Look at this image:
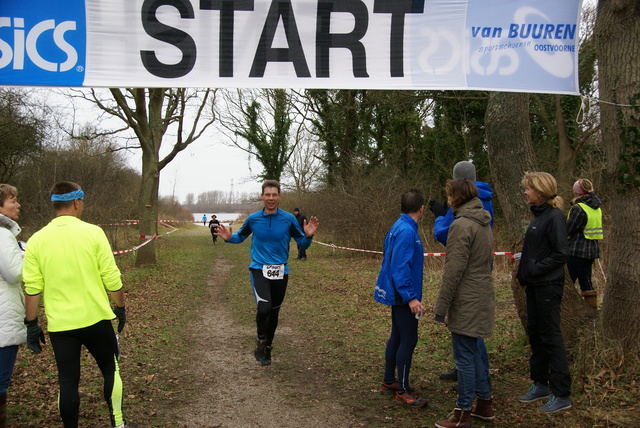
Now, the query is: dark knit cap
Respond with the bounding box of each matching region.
[452,161,476,181]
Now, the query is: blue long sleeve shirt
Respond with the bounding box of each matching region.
[374,214,424,306]
[227,208,312,274]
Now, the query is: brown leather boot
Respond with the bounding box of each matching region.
[435,408,472,428]
[471,397,495,420]
[1,392,7,428]
[582,290,598,308]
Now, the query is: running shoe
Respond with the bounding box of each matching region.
[519,382,551,403]
[254,337,266,362]
[380,379,399,394]
[261,346,272,366]
[538,394,572,413]
[395,390,428,408]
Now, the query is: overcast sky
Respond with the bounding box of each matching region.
[134,136,263,203]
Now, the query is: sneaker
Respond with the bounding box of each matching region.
[261,346,272,366]
[519,382,551,403]
[439,367,458,381]
[254,337,266,362]
[395,390,428,408]
[538,394,572,413]
[380,379,398,394]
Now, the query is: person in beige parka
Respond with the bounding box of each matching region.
[433,178,495,428]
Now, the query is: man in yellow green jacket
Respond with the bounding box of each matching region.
[22,181,131,428]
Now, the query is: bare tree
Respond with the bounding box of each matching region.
[74,88,217,265]
[217,89,306,182]
[284,130,324,192]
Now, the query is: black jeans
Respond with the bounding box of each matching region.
[525,283,571,397]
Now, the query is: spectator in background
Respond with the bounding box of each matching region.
[0,184,26,428]
[428,161,494,383]
[22,181,133,428]
[433,178,495,428]
[566,178,602,308]
[293,208,308,260]
[516,172,572,414]
[374,189,428,408]
[202,214,207,226]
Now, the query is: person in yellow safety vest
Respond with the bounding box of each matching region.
[566,178,603,308]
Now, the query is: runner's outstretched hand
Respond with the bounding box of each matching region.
[303,216,319,238]
[215,223,232,241]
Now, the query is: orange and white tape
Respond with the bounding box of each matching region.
[314,240,512,258]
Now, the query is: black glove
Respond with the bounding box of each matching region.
[113,306,126,333]
[428,200,447,218]
[25,318,45,354]
[434,314,446,324]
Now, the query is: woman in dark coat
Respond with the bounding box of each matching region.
[516,172,572,414]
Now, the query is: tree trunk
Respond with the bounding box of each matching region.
[485,92,537,331]
[595,0,640,353]
[485,92,594,345]
[135,88,164,266]
[136,148,159,266]
[555,95,577,196]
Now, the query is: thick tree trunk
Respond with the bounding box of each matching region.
[485,92,594,345]
[555,95,577,196]
[596,0,640,353]
[486,92,537,331]
[136,149,159,266]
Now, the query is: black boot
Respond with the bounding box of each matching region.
[439,367,458,381]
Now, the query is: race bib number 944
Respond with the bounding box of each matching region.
[262,264,285,280]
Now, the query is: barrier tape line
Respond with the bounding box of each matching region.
[98,219,197,227]
[314,240,512,258]
[109,221,179,256]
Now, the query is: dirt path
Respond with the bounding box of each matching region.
[175,255,354,428]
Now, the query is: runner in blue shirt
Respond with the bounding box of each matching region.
[216,180,319,366]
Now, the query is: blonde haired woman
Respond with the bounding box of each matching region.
[0,184,27,427]
[567,178,602,308]
[516,172,572,413]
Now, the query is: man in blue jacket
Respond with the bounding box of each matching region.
[428,161,494,383]
[375,189,428,408]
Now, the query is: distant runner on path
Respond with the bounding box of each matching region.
[215,180,319,366]
[208,215,220,245]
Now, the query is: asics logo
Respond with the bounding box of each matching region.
[0,17,78,72]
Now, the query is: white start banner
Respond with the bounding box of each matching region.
[0,0,583,93]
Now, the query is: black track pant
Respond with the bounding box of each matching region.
[250,268,288,347]
[49,320,124,428]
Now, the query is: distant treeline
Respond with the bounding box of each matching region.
[185,202,261,213]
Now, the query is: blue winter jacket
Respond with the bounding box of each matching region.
[433,181,494,246]
[374,214,424,306]
[227,208,312,274]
